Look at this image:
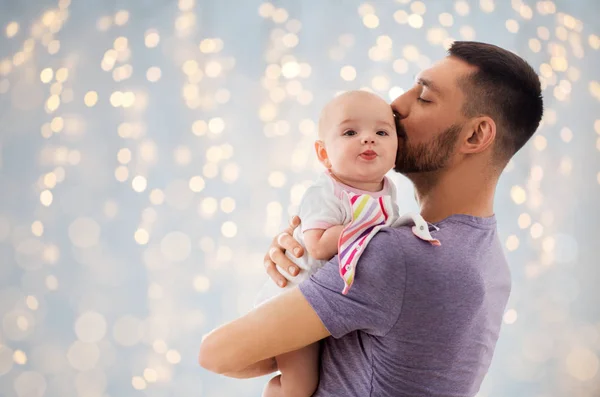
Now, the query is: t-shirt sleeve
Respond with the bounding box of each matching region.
[298,185,345,232]
[298,228,406,337]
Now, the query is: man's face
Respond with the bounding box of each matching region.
[391,56,475,174]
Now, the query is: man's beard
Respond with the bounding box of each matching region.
[394,122,462,174]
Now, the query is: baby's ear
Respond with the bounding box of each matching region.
[315,140,332,168]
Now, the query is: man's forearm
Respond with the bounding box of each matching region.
[222,357,278,379]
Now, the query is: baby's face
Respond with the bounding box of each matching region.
[318,91,398,185]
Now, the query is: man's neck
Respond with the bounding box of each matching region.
[407,164,497,224]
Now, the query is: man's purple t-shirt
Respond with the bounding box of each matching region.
[299,214,511,397]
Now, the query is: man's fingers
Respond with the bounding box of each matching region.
[276,232,304,258]
[289,215,301,228]
[269,246,300,277]
[264,258,287,287]
[263,216,303,288]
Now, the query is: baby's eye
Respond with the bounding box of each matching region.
[343,130,357,136]
[376,130,389,136]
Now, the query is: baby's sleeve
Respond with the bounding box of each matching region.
[297,185,345,232]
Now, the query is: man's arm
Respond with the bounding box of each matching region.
[222,357,277,379]
[198,288,330,375]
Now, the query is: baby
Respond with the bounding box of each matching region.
[256,90,439,397]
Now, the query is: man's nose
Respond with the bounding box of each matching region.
[390,90,411,121]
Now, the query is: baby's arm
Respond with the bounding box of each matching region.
[303,225,344,260]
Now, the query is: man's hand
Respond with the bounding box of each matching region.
[264,216,304,287]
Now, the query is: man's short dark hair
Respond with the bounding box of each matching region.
[448,41,544,162]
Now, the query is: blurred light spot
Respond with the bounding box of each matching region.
[14,372,46,397]
[149,189,165,205]
[394,10,408,24]
[438,12,453,27]
[340,65,356,81]
[220,197,235,213]
[282,61,300,79]
[40,190,53,206]
[533,135,547,151]
[114,10,129,26]
[200,197,218,216]
[199,237,215,253]
[46,95,60,112]
[132,176,147,193]
[192,120,207,136]
[506,235,519,251]
[68,218,100,248]
[566,347,599,381]
[153,339,168,353]
[503,309,518,324]
[40,68,53,83]
[135,229,150,245]
[48,40,60,54]
[117,148,131,164]
[203,163,218,178]
[132,376,146,390]
[115,166,129,182]
[506,19,519,33]
[510,185,526,204]
[110,91,123,107]
[480,0,495,13]
[530,166,544,182]
[166,349,181,364]
[459,26,476,40]
[75,312,107,343]
[560,127,573,142]
[13,349,27,365]
[84,91,98,107]
[372,75,389,91]
[518,213,532,229]
[530,223,544,239]
[145,29,160,48]
[221,222,237,238]
[174,146,192,165]
[408,14,424,29]
[46,275,58,290]
[114,36,128,51]
[187,176,204,193]
[455,1,470,16]
[358,3,375,16]
[193,275,210,292]
[260,103,277,122]
[363,14,379,29]
[205,61,222,77]
[26,296,39,310]
[55,68,68,82]
[148,283,163,300]
[160,232,191,262]
[31,221,44,237]
[268,171,286,187]
[208,117,225,134]
[143,368,158,383]
[215,89,230,104]
[6,22,19,38]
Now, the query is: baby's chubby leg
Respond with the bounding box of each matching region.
[262,343,320,397]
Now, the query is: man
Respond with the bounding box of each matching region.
[198,41,543,396]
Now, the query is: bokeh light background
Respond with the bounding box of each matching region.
[1,0,599,396]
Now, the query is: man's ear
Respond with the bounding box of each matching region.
[314,140,332,168]
[462,116,496,154]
